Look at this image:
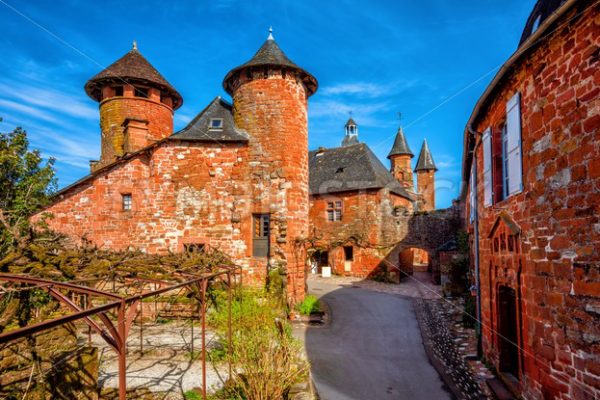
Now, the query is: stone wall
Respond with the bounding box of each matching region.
[231,68,311,302]
[96,85,174,170]
[465,4,600,398]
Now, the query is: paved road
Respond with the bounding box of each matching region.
[302,279,451,400]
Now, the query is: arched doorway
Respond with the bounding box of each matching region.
[397,247,433,282]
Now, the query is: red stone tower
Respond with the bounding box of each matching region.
[223,29,318,303]
[84,42,183,171]
[414,139,437,211]
[388,127,415,191]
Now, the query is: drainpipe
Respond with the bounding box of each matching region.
[468,124,483,356]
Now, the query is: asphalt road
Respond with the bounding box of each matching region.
[303,279,451,400]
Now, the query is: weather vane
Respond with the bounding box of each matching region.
[397,112,402,125]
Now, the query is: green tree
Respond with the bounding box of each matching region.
[0,118,56,254]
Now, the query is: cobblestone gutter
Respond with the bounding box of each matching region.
[414,298,497,400]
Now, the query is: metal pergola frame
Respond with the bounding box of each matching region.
[0,265,243,400]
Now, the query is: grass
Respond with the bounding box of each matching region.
[296,294,320,315]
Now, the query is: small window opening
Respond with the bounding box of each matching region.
[134,87,149,98]
[326,201,342,221]
[184,243,206,253]
[114,86,124,96]
[122,193,132,211]
[344,246,354,261]
[209,118,223,130]
[335,167,345,174]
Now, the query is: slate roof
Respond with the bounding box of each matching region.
[519,0,565,46]
[309,143,413,199]
[341,134,359,147]
[345,118,357,127]
[85,46,183,109]
[223,35,318,96]
[387,127,413,159]
[170,97,249,142]
[415,140,437,171]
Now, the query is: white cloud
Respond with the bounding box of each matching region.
[321,82,390,97]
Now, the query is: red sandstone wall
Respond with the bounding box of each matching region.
[37,142,268,278]
[230,69,310,302]
[97,86,173,168]
[466,5,600,398]
[309,190,412,278]
[390,154,414,189]
[417,170,435,211]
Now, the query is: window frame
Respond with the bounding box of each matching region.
[326,200,342,222]
[209,118,224,130]
[122,193,132,211]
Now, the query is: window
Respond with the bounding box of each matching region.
[134,87,149,98]
[122,194,132,211]
[505,93,523,196]
[209,118,223,130]
[482,92,523,205]
[114,86,124,96]
[184,243,205,253]
[252,214,270,257]
[344,246,353,261]
[326,201,342,221]
[482,128,492,207]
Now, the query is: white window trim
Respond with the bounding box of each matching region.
[209,118,224,130]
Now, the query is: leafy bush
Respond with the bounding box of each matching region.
[296,295,320,315]
[210,289,309,400]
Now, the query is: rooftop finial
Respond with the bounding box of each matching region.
[267,26,274,41]
[132,40,138,51]
[397,111,403,127]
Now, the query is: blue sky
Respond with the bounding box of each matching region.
[0,0,536,208]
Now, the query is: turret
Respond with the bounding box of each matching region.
[84,42,182,171]
[223,29,317,303]
[341,118,359,146]
[387,127,414,190]
[414,139,437,211]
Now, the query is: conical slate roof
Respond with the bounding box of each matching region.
[222,32,317,96]
[415,139,437,171]
[387,127,413,159]
[85,44,183,109]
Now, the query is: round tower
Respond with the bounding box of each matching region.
[223,29,317,303]
[85,42,182,171]
[387,127,414,190]
[414,139,437,211]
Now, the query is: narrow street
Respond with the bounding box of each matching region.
[299,276,451,400]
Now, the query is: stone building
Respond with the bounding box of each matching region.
[307,119,446,279]
[462,0,599,398]
[37,32,317,303]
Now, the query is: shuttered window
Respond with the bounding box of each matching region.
[482,128,493,207]
[469,165,476,223]
[506,93,523,196]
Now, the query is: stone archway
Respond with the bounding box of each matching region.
[380,206,461,283]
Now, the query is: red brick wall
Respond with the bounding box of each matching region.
[37,142,268,277]
[417,170,435,211]
[230,68,310,302]
[390,154,414,189]
[309,190,413,277]
[96,85,173,169]
[465,5,600,398]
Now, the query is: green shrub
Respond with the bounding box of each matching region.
[210,288,308,400]
[296,295,320,315]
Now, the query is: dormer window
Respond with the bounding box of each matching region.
[209,118,223,130]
